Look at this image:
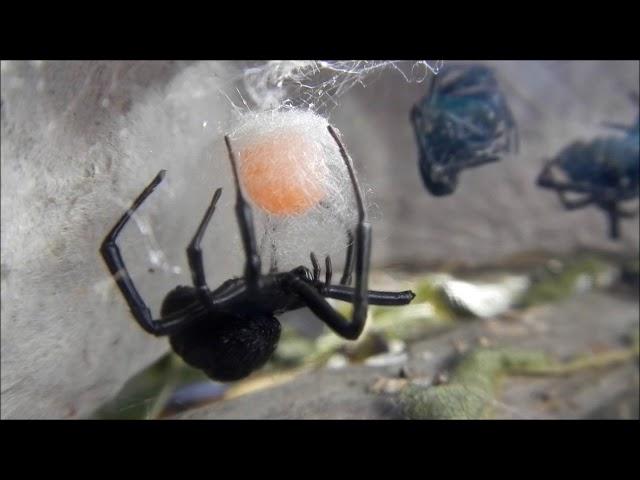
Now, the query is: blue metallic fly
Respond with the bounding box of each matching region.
[410,64,518,196]
[537,111,639,240]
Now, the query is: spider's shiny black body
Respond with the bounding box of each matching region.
[101,126,415,381]
[161,285,283,381]
[411,64,518,196]
[537,115,639,240]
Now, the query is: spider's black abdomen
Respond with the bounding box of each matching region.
[169,312,281,382]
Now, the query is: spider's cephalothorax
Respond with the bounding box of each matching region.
[101,126,415,382]
[411,64,518,196]
[537,114,639,240]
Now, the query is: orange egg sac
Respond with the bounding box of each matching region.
[239,133,327,216]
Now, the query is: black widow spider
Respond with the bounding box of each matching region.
[101,125,416,381]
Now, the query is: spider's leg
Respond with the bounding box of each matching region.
[324,256,332,287]
[310,252,321,281]
[329,125,371,328]
[324,285,415,306]
[187,188,223,309]
[100,170,191,336]
[285,126,373,340]
[224,135,262,289]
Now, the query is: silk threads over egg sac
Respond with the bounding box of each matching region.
[224,108,361,270]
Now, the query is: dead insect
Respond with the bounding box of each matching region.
[411,64,518,196]
[537,113,639,240]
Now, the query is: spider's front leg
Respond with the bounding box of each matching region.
[100,171,191,336]
[187,188,223,309]
[285,126,373,340]
[287,228,371,340]
[224,135,262,290]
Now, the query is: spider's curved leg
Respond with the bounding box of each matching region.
[286,126,373,340]
[224,136,262,289]
[329,125,371,329]
[187,188,223,309]
[100,170,192,337]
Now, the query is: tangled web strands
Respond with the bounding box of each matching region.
[240,60,442,113]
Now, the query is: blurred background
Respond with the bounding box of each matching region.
[1,60,638,419]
